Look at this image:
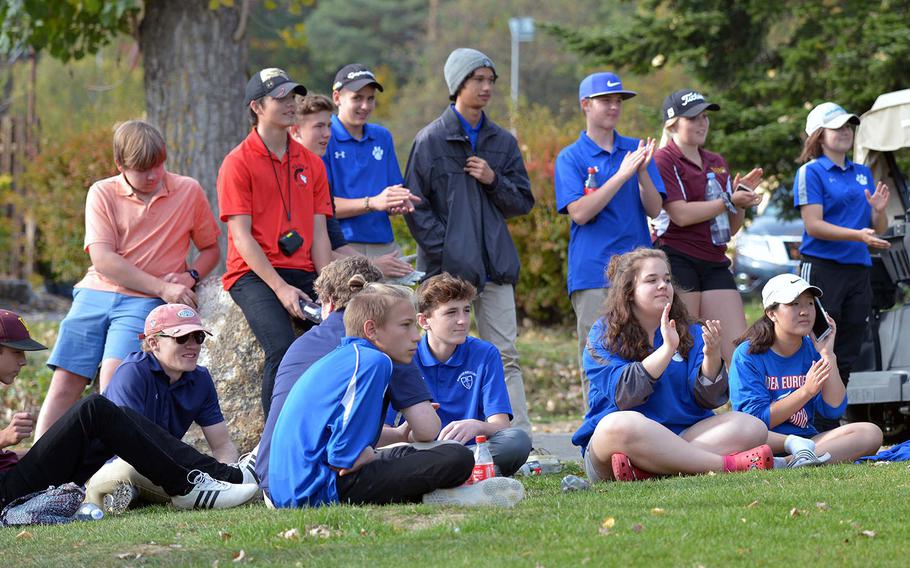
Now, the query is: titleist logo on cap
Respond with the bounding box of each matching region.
[680,92,705,106]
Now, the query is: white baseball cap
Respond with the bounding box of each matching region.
[805,102,860,136]
[762,274,822,309]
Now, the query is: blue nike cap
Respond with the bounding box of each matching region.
[579,72,637,101]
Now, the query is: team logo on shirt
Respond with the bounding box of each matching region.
[295,167,308,185]
[458,371,476,390]
[710,166,727,176]
[856,173,868,186]
[372,146,384,161]
[334,151,346,159]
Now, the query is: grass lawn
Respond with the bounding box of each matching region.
[3,461,907,567]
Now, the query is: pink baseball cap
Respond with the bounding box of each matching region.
[140,304,212,340]
[0,309,47,351]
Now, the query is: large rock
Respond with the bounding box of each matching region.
[182,277,264,454]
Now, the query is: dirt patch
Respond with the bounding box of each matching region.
[381,510,466,532]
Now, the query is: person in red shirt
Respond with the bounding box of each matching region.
[653,89,763,365]
[217,68,333,413]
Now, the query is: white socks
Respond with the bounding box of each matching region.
[784,435,816,455]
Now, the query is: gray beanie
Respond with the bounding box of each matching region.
[444,48,496,96]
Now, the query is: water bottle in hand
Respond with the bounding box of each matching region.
[705,172,731,245]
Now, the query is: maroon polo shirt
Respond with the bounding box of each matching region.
[654,138,732,263]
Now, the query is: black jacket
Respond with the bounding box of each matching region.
[403,106,534,290]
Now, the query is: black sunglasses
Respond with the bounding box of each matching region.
[160,331,207,345]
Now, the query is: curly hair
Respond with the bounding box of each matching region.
[599,247,694,361]
[314,256,383,309]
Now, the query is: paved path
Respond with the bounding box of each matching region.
[533,432,580,463]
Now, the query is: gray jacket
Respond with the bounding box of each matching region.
[403,106,534,290]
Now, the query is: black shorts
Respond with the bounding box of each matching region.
[661,246,736,292]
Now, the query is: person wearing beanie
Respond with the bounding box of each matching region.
[792,101,891,431]
[554,72,666,407]
[0,309,259,512]
[217,67,334,415]
[404,47,535,436]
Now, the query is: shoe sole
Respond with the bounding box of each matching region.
[102,484,137,515]
[422,477,525,508]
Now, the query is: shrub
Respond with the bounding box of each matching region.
[20,126,116,283]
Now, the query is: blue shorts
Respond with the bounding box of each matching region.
[47,288,164,380]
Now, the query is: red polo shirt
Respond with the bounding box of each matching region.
[654,139,732,263]
[217,130,333,290]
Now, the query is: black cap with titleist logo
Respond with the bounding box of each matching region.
[244,68,307,105]
[662,89,720,121]
[332,63,384,93]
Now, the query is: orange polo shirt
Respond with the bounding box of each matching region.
[217,130,333,290]
[77,171,221,297]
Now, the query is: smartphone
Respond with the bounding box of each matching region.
[812,297,832,342]
[735,183,751,192]
[298,299,323,324]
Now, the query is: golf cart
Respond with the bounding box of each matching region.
[844,89,910,442]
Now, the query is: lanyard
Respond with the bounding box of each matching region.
[255,130,292,222]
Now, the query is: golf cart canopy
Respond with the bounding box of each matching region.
[854,89,910,220]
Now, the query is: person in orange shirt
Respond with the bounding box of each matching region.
[35,121,220,439]
[217,68,333,413]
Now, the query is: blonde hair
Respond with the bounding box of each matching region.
[344,283,417,337]
[314,257,383,309]
[112,120,167,170]
[658,117,679,148]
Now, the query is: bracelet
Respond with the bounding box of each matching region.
[364,196,371,211]
[721,191,737,214]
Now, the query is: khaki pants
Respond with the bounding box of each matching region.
[474,283,531,435]
[84,458,169,507]
[346,241,402,259]
[571,288,608,409]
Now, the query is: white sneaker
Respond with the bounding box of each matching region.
[102,483,139,515]
[422,477,525,508]
[231,445,259,485]
[171,470,259,510]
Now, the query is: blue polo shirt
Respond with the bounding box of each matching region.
[452,105,484,150]
[323,116,403,244]
[104,351,224,439]
[386,336,512,429]
[554,131,666,294]
[257,310,431,495]
[269,337,392,508]
[793,156,876,266]
[572,319,713,454]
[730,339,847,437]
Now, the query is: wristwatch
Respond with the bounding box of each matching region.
[186,269,200,286]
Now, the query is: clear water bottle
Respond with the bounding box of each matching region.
[75,502,104,521]
[467,435,495,485]
[583,167,598,195]
[561,474,591,492]
[705,172,731,245]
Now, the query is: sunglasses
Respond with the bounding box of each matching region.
[160,331,207,345]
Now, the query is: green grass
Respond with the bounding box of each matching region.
[4,462,908,567]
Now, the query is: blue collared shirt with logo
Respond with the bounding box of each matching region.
[554,131,666,294]
[323,115,403,244]
[104,351,224,439]
[387,336,512,430]
[793,155,876,266]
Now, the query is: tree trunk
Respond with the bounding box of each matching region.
[139,0,249,269]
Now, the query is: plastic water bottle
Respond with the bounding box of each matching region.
[561,474,591,492]
[75,502,104,521]
[517,460,542,476]
[583,167,598,195]
[468,435,495,485]
[705,172,731,245]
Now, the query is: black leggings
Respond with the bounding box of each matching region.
[0,395,240,508]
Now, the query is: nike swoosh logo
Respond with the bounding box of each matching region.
[607,81,620,87]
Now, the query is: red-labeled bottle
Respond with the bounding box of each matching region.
[583,167,598,195]
[467,435,495,485]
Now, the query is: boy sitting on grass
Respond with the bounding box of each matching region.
[84,304,254,513]
[268,284,524,508]
[0,309,258,511]
[388,273,532,476]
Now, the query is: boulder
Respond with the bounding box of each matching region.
[183,277,264,454]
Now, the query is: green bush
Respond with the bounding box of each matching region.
[509,105,581,326]
[21,126,116,283]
